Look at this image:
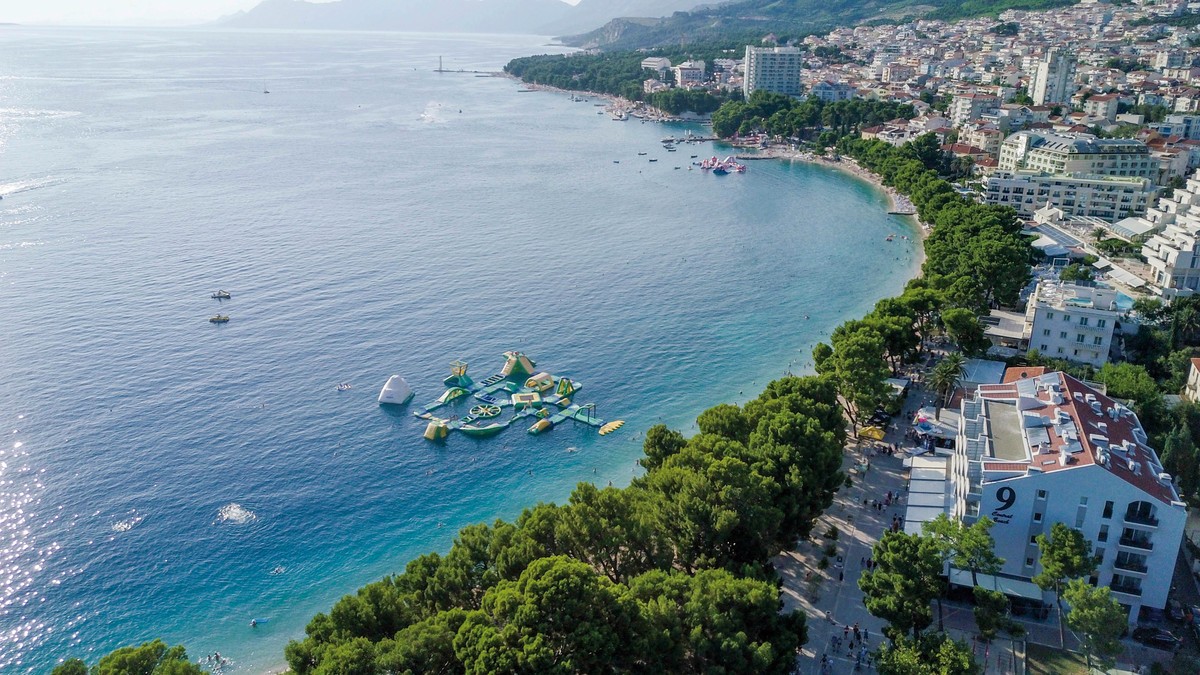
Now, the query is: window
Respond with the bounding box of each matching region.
[1025,557,1035,567]
[1076,512,1085,528]
[1097,319,1107,328]
[1080,317,1089,326]
[1103,501,1114,519]
[1063,314,1071,322]
[1096,547,1105,560]
[1041,344,1048,351]
[1057,347,1064,353]
[1099,524,1109,542]
[1034,512,1044,523]
[1080,497,1089,506]
[1076,334,1085,343]
[1037,490,1047,500]
[1094,336,1103,346]
[1060,331,1068,339]
[1030,535,1038,544]
[1043,329,1051,336]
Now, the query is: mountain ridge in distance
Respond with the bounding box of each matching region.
[215,0,716,36]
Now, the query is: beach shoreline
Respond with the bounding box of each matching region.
[740,146,929,267]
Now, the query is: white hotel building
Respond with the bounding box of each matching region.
[743,46,803,98]
[947,371,1186,623]
[1024,280,1121,368]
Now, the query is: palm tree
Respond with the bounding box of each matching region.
[928,352,967,407]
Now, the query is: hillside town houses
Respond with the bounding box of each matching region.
[629,1,1200,300]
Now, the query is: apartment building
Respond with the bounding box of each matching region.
[743,46,804,98]
[1025,280,1121,367]
[950,371,1187,623]
[998,131,1157,180]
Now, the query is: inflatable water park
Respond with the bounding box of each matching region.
[411,351,623,441]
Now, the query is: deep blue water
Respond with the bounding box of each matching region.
[0,28,920,673]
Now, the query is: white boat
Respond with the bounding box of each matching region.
[378,375,414,405]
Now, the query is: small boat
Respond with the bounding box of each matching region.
[378,375,414,406]
[336,383,352,391]
[712,167,729,175]
[209,315,230,323]
[649,159,658,162]
[637,152,647,156]
[690,155,698,158]
[250,618,269,627]
[885,234,895,241]
[613,160,620,163]
[211,290,231,300]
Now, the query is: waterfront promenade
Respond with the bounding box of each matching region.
[776,372,1027,675]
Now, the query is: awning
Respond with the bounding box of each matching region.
[1103,265,1147,289]
[859,426,886,441]
[947,569,1046,601]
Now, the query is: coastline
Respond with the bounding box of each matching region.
[757,147,929,268]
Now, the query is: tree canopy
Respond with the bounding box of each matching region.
[283,376,845,674]
[52,640,206,675]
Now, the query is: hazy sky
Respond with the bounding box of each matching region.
[0,0,579,26]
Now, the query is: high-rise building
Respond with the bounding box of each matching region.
[743,46,803,98]
[1031,48,1077,106]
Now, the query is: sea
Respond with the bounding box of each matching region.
[0,28,920,673]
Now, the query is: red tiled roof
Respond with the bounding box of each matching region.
[973,372,1179,504]
[1003,366,1047,383]
[983,462,1028,471]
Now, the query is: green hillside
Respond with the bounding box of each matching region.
[562,0,1078,49]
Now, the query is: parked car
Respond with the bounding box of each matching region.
[1132,627,1181,650]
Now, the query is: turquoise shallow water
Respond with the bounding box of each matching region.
[0,28,919,673]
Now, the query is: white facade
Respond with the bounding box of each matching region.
[951,93,1001,126]
[1082,95,1119,123]
[1025,280,1121,367]
[984,171,1155,223]
[951,372,1187,623]
[1141,170,1200,297]
[998,131,1156,180]
[743,46,803,98]
[810,80,856,102]
[1031,48,1077,106]
[673,60,705,86]
[641,57,672,78]
[1184,358,1200,403]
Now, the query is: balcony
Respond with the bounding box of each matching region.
[1124,513,1159,528]
[1110,583,1143,597]
[1118,536,1153,551]
[1113,559,1149,574]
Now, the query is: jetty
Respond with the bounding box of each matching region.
[413,352,620,441]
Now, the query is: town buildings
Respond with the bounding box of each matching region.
[984,171,1155,222]
[950,371,1187,623]
[997,132,1157,180]
[1031,48,1077,106]
[1024,280,1121,367]
[1141,171,1200,297]
[743,45,804,98]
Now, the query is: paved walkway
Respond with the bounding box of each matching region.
[777,373,1027,674]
